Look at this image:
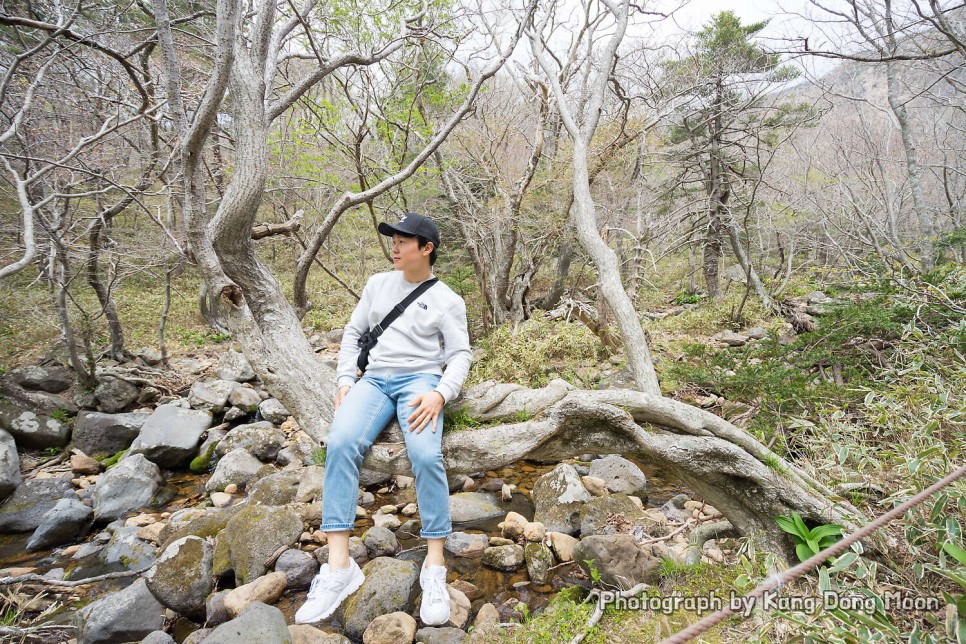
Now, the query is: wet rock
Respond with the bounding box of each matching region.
[129,403,212,469]
[26,497,92,551]
[8,365,71,393]
[372,511,401,530]
[572,534,660,590]
[0,429,21,499]
[316,536,368,568]
[145,536,213,620]
[217,349,256,383]
[443,532,489,558]
[92,454,163,521]
[450,579,481,601]
[71,411,148,457]
[660,493,691,523]
[340,557,419,641]
[219,504,303,584]
[531,464,592,536]
[159,506,239,549]
[224,571,288,617]
[548,532,578,562]
[248,468,301,505]
[0,477,74,532]
[75,578,164,644]
[524,542,553,584]
[191,428,227,474]
[362,526,400,558]
[95,378,140,413]
[579,494,648,538]
[0,402,70,448]
[258,398,290,425]
[448,492,503,524]
[188,379,238,413]
[101,524,158,570]
[363,611,417,644]
[481,544,525,571]
[215,421,285,462]
[200,602,290,644]
[205,448,263,493]
[415,626,466,643]
[498,511,527,539]
[275,548,318,590]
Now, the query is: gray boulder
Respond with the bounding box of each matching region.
[340,557,419,641]
[362,526,400,558]
[0,429,21,499]
[188,379,238,413]
[579,494,647,538]
[588,454,647,499]
[448,492,504,524]
[198,602,291,644]
[215,421,285,462]
[92,454,164,521]
[9,365,71,393]
[531,464,592,536]
[0,477,73,532]
[0,402,70,448]
[444,532,489,558]
[140,631,176,644]
[217,504,303,585]
[316,536,368,568]
[572,534,660,590]
[524,542,554,584]
[94,378,140,413]
[216,349,256,383]
[415,626,466,643]
[75,578,164,644]
[258,398,290,425]
[129,403,212,468]
[71,411,148,457]
[101,525,158,570]
[248,468,302,506]
[145,535,213,620]
[26,496,93,551]
[227,386,261,410]
[206,589,231,627]
[481,544,525,571]
[205,448,263,492]
[274,548,319,590]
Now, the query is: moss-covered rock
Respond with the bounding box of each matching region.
[159,506,242,551]
[219,504,303,585]
[144,535,213,620]
[525,541,554,584]
[578,493,649,538]
[340,557,418,640]
[189,440,220,473]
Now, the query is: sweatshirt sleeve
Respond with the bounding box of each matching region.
[336,277,375,389]
[433,296,472,404]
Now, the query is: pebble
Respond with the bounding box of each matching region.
[401,503,418,516]
[223,484,238,494]
[210,493,232,508]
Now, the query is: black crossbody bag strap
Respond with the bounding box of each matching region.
[357,278,439,373]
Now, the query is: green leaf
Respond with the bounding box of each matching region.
[943,541,966,567]
[796,543,814,563]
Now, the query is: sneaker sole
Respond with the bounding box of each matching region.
[295,571,365,624]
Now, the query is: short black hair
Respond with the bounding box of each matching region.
[395,232,438,266]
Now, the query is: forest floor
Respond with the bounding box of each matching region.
[1,248,963,642]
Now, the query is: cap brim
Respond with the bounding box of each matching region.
[378,222,402,237]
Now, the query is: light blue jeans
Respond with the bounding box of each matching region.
[321,372,452,538]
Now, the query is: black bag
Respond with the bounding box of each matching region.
[357,278,438,374]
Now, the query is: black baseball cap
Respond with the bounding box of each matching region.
[378,212,441,249]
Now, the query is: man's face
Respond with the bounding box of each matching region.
[391,234,432,270]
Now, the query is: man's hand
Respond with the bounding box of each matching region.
[334,385,351,411]
[407,391,445,433]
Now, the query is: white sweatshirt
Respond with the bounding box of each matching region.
[336,270,472,403]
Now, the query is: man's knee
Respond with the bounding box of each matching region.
[408,443,443,473]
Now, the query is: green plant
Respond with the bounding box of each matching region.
[101,449,127,469]
[43,446,63,456]
[311,448,327,466]
[583,558,602,585]
[775,512,843,564]
[50,409,71,422]
[673,290,702,305]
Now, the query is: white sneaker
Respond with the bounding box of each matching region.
[294,560,365,624]
[419,564,451,626]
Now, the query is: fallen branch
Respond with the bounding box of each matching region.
[251,210,303,240]
[0,565,152,587]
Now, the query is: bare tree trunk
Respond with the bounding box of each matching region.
[86,219,127,361]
